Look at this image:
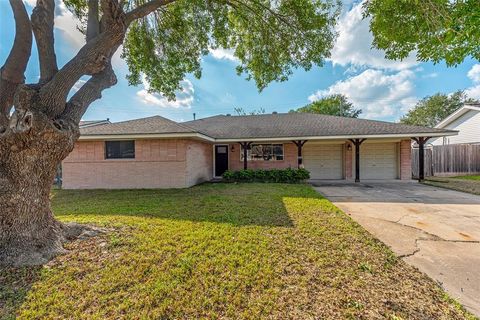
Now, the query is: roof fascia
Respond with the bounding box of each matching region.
[435,106,480,128]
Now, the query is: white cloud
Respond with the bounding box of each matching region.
[309,69,417,119]
[422,72,438,79]
[467,64,480,83]
[71,79,86,92]
[209,48,238,62]
[137,78,194,109]
[330,1,417,71]
[54,1,85,50]
[465,64,480,100]
[23,0,36,6]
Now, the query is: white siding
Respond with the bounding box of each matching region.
[432,110,480,145]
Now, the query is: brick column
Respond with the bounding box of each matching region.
[400,139,412,180]
[345,142,353,180]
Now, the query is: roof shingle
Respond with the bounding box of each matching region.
[182,113,453,139]
[80,113,455,139]
[80,115,196,136]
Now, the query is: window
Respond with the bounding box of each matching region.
[105,141,135,159]
[241,144,284,161]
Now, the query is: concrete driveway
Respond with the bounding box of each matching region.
[313,181,480,316]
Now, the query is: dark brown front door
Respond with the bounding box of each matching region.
[215,145,229,177]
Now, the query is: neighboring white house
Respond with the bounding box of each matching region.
[431,104,480,145]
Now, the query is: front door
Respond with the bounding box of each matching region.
[215,145,229,177]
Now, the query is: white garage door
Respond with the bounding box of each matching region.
[360,143,398,179]
[303,144,343,179]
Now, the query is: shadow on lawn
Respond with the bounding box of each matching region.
[51,183,305,227]
[0,266,42,319]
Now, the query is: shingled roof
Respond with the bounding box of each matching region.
[79,113,456,140]
[80,115,196,136]
[182,113,455,140]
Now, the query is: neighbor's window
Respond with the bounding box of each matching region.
[105,141,135,159]
[241,144,284,161]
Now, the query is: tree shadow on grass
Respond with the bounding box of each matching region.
[0,266,41,320]
[51,183,314,227]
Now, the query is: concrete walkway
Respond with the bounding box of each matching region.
[313,181,480,316]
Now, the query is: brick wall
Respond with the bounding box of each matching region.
[62,139,205,189]
[185,140,213,187]
[344,142,353,180]
[228,142,298,171]
[399,139,412,180]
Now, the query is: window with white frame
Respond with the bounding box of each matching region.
[240,144,284,161]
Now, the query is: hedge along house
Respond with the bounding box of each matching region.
[62,113,457,189]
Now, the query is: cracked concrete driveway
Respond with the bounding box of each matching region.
[313,181,480,316]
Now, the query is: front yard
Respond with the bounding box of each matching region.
[1,183,474,319]
[424,175,480,195]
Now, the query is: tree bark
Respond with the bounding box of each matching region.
[0,0,175,267]
[0,86,80,266]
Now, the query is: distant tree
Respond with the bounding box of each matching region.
[401,91,478,127]
[234,107,266,116]
[291,94,361,118]
[364,0,480,65]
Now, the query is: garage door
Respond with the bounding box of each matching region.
[360,143,398,179]
[303,144,343,179]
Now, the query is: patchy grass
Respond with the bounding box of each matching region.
[1,183,475,319]
[424,176,480,195]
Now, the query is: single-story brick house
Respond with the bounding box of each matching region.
[62,113,456,189]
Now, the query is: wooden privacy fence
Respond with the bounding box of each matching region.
[412,144,480,178]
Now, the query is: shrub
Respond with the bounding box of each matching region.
[222,168,310,183]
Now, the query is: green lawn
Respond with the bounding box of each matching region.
[454,175,480,181]
[1,183,474,319]
[424,175,480,195]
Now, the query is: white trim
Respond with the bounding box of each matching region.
[435,105,480,128]
[239,143,285,161]
[79,132,215,142]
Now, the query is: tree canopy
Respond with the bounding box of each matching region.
[400,91,478,127]
[364,0,480,65]
[65,0,339,100]
[291,94,362,118]
[234,107,266,116]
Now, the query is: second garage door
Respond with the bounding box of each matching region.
[303,144,343,179]
[360,143,398,179]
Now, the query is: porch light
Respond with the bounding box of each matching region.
[230,145,235,152]
[347,143,352,151]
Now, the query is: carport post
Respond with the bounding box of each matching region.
[412,137,432,182]
[292,140,308,168]
[349,138,366,183]
[240,142,252,169]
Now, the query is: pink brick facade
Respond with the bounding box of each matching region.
[62,139,212,189]
[62,138,412,189]
[399,139,412,180]
[344,142,353,180]
[228,142,298,171]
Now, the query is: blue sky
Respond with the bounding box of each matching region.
[1,0,479,123]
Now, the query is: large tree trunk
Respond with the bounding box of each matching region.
[0,96,79,266]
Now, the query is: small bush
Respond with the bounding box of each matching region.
[222,168,310,183]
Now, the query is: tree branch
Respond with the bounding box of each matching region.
[38,1,126,118]
[86,0,100,42]
[31,0,58,83]
[125,0,177,25]
[61,61,117,124]
[0,0,32,127]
